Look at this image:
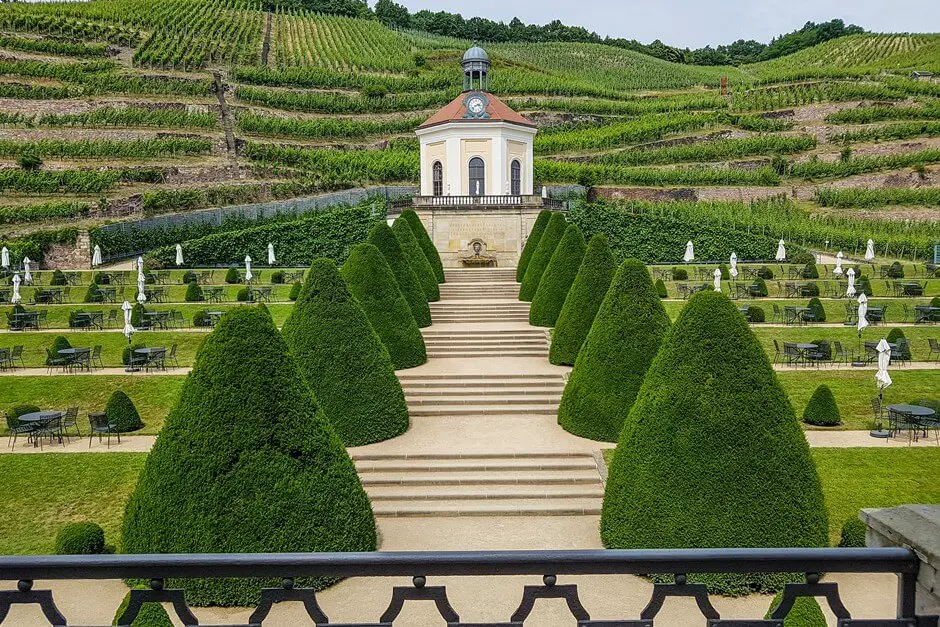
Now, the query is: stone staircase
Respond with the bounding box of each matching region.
[398,372,562,416]
[422,328,549,358]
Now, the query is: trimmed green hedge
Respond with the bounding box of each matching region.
[368,223,431,328]
[602,291,828,595]
[184,282,203,302]
[517,210,551,282]
[282,259,409,446]
[557,259,671,442]
[5,404,40,430]
[121,306,377,606]
[802,384,841,426]
[765,591,826,626]
[550,234,616,366]
[887,328,911,360]
[105,390,144,433]
[807,297,826,322]
[84,282,103,303]
[113,587,174,626]
[839,517,867,548]
[655,278,667,298]
[530,224,586,327]
[54,521,105,555]
[46,336,71,365]
[341,243,427,369]
[520,213,566,301]
[393,217,440,302]
[402,209,444,283]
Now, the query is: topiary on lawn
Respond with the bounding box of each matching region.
[50,269,67,286]
[282,258,408,446]
[839,517,867,548]
[549,234,616,366]
[749,305,765,322]
[602,290,828,595]
[193,310,210,327]
[672,267,688,280]
[886,328,911,360]
[121,306,377,606]
[236,287,251,302]
[520,212,566,301]
[131,303,145,328]
[94,271,111,285]
[55,521,105,555]
[887,261,904,279]
[801,262,819,279]
[517,210,551,282]
[807,297,826,322]
[6,404,40,430]
[750,277,769,297]
[368,223,431,328]
[46,336,71,365]
[184,281,204,302]
[791,251,815,266]
[113,586,175,626]
[931,296,940,308]
[288,281,302,300]
[392,216,440,302]
[757,266,774,279]
[181,270,197,284]
[856,275,873,296]
[557,259,671,442]
[122,342,146,366]
[530,224,586,327]
[765,591,826,626]
[342,243,426,369]
[401,209,444,283]
[655,279,667,298]
[270,270,285,284]
[83,283,103,303]
[105,389,144,433]
[802,384,840,426]
[224,266,240,284]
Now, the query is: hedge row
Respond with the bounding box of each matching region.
[402,210,444,283]
[368,223,431,328]
[520,213,566,301]
[530,224,586,327]
[516,210,551,282]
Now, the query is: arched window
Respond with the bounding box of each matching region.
[468,157,485,196]
[510,160,522,196]
[432,161,443,197]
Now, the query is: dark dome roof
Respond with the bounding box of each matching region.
[462,45,489,62]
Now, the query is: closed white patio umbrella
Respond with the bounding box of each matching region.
[267,243,276,266]
[244,255,253,283]
[846,268,856,297]
[137,256,144,273]
[875,338,892,391]
[11,273,21,304]
[121,300,135,340]
[713,268,722,292]
[175,244,184,267]
[92,245,102,267]
[864,239,875,262]
[729,252,738,279]
[1,246,8,269]
[775,239,786,261]
[683,241,694,263]
[136,272,147,304]
[857,293,869,333]
[23,257,32,285]
[833,251,844,277]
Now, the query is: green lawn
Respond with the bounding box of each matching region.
[751,326,939,361]
[0,331,206,368]
[2,302,295,329]
[662,298,934,324]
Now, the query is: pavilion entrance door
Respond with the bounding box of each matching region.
[469,157,485,196]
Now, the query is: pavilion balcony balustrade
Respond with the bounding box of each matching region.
[402,195,566,210]
[0,547,937,626]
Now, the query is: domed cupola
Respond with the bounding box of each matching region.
[462,44,490,91]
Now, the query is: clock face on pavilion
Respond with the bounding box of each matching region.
[463,93,490,119]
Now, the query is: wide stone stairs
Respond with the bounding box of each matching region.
[353,267,603,518]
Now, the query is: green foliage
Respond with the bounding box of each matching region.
[801,262,819,279]
[289,281,302,300]
[193,310,211,327]
[84,282,104,303]
[39,107,217,129]
[520,213,566,301]
[807,297,826,322]
[341,243,426,369]
[46,336,71,365]
[764,591,827,626]
[655,279,668,298]
[595,135,816,166]
[602,291,828,594]
[113,587,174,626]
[17,152,43,171]
[857,275,873,297]
[54,521,105,555]
[802,384,841,426]
[282,259,408,446]
[224,267,240,284]
[749,305,766,322]
[184,282,203,302]
[757,266,774,279]
[0,201,90,226]
[550,234,617,366]
[536,161,780,187]
[270,271,285,284]
[0,138,211,160]
[517,211,552,282]
[401,209,443,283]
[558,259,671,441]
[5,404,40,430]
[887,328,911,360]
[236,85,450,114]
[236,110,422,140]
[94,272,111,285]
[392,217,439,302]
[833,121,940,143]
[672,267,688,280]
[535,112,718,154]
[839,518,867,548]
[236,287,250,302]
[790,148,940,180]
[530,225,587,327]
[105,390,144,433]
[130,303,145,329]
[121,306,376,606]
[142,185,270,217]
[122,343,146,366]
[887,262,904,279]
[368,223,430,328]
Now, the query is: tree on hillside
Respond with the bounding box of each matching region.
[393,217,440,302]
[550,234,616,366]
[557,258,671,442]
[342,243,427,369]
[121,306,377,606]
[282,259,409,446]
[601,290,828,594]
[402,209,444,283]
[517,210,552,282]
[368,223,431,328]
[529,224,586,327]
[519,212,566,301]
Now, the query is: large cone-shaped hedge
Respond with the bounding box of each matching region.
[342,243,427,369]
[601,290,828,595]
[557,259,670,442]
[368,223,431,328]
[121,306,376,606]
[402,209,444,283]
[282,259,409,446]
[393,216,440,302]
[516,210,551,282]
[520,212,566,301]
[530,224,586,327]
[550,234,616,365]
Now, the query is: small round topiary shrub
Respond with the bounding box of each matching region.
[802,384,841,426]
[751,277,769,297]
[887,261,904,279]
[791,251,816,266]
[392,216,440,302]
[236,287,251,302]
[50,269,67,286]
[93,271,110,285]
[130,303,145,328]
[6,404,40,430]
[341,243,426,369]
[856,275,873,296]
[530,224,586,327]
[224,266,240,284]
[520,213,566,302]
[718,264,729,280]
[288,281,302,300]
[122,342,146,366]
[932,296,940,308]
[886,328,911,360]
[55,521,105,555]
[757,266,774,279]
[368,222,431,328]
[802,282,819,297]
[193,310,211,327]
[105,389,144,432]
[517,210,552,282]
[181,270,197,284]
[46,336,71,365]
[765,591,827,626]
[83,282,103,303]
[839,517,867,548]
[807,297,826,322]
[113,587,174,626]
[802,263,819,279]
[672,267,688,280]
[184,281,204,302]
[749,305,765,322]
[270,270,285,284]
[654,279,667,299]
[401,209,444,283]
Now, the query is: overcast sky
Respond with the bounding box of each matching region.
[395,0,940,48]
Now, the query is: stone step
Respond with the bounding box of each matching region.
[365,485,603,501]
[430,305,529,311]
[425,350,548,358]
[352,452,591,461]
[405,392,560,404]
[370,499,602,517]
[430,314,531,320]
[400,380,565,390]
[408,403,558,416]
[421,333,547,341]
[397,373,563,381]
[356,457,593,473]
[403,387,564,397]
[423,340,547,348]
[358,469,600,486]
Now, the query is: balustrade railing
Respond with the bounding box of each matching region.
[0,547,936,626]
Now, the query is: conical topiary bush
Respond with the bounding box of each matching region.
[342,243,427,369]
[802,384,841,426]
[557,259,671,442]
[550,234,616,366]
[601,290,828,595]
[105,390,143,433]
[520,212,566,302]
[393,216,440,302]
[282,258,409,446]
[765,591,826,626]
[530,224,586,327]
[368,223,431,328]
[121,306,376,606]
[402,209,444,283]
[516,210,551,282]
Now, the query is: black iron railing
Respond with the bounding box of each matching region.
[0,548,936,625]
